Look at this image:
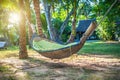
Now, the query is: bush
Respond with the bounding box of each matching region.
[96,16,116,40]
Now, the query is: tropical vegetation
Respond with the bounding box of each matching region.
[0,0,120,59]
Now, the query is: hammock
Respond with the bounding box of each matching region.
[30,22,97,59]
[30,0,117,59]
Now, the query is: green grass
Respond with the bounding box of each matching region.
[0,41,120,80]
[7,46,19,50]
[0,40,120,59]
[79,41,120,57]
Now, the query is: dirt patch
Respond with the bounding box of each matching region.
[0,53,120,80]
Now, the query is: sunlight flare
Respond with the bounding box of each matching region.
[9,12,20,24]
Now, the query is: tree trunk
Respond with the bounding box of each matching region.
[19,0,28,59]
[59,8,74,38]
[25,0,33,47]
[67,6,77,43]
[33,0,44,36]
[67,0,78,43]
[67,18,76,43]
[41,0,57,41]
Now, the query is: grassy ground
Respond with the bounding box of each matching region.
[0,40,120,80]
[79,40,120,57]
[0,40,120,59]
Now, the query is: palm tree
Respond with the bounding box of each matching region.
[19,0,28,59]
[25,0,33,47]
[33,0,44,36]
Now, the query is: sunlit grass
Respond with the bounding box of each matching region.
[79,40,120,57]
[0,46,35,59]
[0,50,18,59]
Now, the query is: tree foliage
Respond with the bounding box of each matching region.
[92,0,120,40]
[96,16,116,40]
[0,0,120,48]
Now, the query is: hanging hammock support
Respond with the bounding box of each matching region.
[30,0,117,59]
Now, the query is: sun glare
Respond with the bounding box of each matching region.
[9,12,20,24]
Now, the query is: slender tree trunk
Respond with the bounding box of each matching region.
[67,0,78,43]
[33,0,44,36]
[59,8,74,38]
[25,0,33,47]
[19,0,28,59]
[41,0,57,41]
[67,18,76,43]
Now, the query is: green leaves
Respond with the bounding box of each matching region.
[96,16,116,40]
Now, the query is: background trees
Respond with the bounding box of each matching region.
[1,0,120,41]
[91,0,120,40]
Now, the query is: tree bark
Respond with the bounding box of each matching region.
[33,0,44,36]
[41,0,57,41]
[67,1,77,43]
[67,0,80,43]
[19,0,28,59]
[67,19,76,43]
[25,0,33,47]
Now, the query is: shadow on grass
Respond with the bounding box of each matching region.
[0,64,16,80]
[27,57,70,68]
[25,56,120,80]
[1,55,119,80]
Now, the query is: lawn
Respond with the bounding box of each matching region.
[0,40,120,59]
[0,40,120,80]
[79,40,120,57]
